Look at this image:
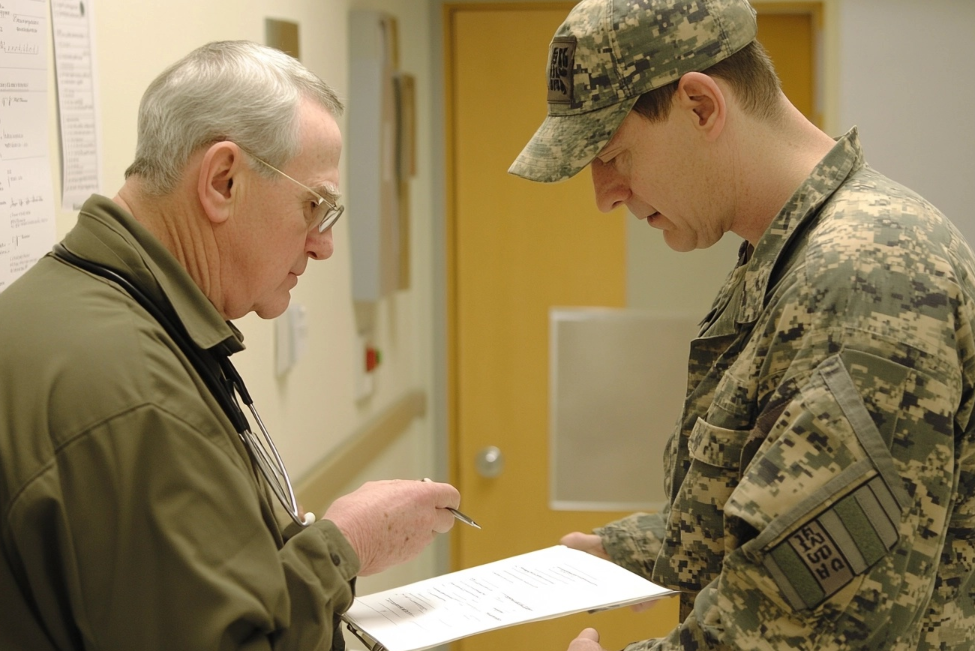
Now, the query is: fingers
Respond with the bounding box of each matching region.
[423,478,466,533]
[323,479,463,576]
[567,628,603,651]
[630,599,662,613]
[420,477,463,511]
[560,532,610,560]
[432,508,456,534]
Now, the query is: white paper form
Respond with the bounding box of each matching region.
[343,545,675,651]
[0,0,56,293]
[50,0,100,209]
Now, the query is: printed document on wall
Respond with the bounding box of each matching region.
[51,0,101,209]
[0,0,56,293]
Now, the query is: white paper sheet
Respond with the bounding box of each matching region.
[343,545,675,651]
[0,0,56,293]
[51,0,101,209]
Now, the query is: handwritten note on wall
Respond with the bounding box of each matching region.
[0,0,56,293]
[51,0,100,209]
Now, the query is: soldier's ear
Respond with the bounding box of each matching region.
[676,72,726,141]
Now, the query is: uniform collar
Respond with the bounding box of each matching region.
[61,194,244,354]
[737,127,865,325]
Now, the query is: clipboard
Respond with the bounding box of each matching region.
[344,621,388,651]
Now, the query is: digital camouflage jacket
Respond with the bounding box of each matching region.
[596,129,975,650]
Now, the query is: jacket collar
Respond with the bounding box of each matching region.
[737,127,865,325]
[61,194,244,354]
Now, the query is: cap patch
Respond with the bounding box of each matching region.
[510,0,758,183]
[547,37,576,104]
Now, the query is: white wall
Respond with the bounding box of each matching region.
[837,0,975,243]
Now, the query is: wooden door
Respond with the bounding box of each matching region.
[445,5,677,651]
[756,3,822,126]
[444,4,820,651]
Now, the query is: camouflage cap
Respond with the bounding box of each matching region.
[509,0,758,183]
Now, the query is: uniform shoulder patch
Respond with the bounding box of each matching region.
[763,475,901,611]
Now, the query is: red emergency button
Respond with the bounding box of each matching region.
[365,346,381,372]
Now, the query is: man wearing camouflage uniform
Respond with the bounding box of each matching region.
[509,0,975,649]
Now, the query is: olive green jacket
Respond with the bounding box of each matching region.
[0,195,359,650]
[597,130,975,650]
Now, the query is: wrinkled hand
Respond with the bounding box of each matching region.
[561,531,660,613]
[568,628,606,651]
[324,479,460,576]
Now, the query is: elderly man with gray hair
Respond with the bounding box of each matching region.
[0,41,461,650]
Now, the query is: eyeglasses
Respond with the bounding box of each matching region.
[241,148,345,233]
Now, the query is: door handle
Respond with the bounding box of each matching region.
[475,446,505,478]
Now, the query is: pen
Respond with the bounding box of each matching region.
[422,478,481,529]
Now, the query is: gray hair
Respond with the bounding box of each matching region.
[125,40,344,195]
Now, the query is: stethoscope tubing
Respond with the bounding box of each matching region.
[51,243,305,527]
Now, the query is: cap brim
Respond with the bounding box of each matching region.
[508,97,638,183]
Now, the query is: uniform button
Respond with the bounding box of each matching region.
[331,553,341,565]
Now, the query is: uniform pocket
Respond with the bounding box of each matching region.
[688,417,747,469]
[727,352,911,611]
[660,417,751,589]
[682,417,749,518]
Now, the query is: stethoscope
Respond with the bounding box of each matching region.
[52,243,313,528]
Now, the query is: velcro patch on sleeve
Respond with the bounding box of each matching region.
[763,475,901,611]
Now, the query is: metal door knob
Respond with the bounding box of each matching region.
[475,446,505,478]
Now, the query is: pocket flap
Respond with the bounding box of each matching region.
[688,417,746,469]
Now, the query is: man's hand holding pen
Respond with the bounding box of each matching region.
[423,477,480,528]
[323,479,464,576]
